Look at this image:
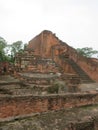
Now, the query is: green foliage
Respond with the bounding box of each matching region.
[76,47,98,58]
[47,83,59,93]
[0,37,7,61]
[24,43,28,49]
[0,37,25,63]
[10,41,24,57]
[0,37,7,49]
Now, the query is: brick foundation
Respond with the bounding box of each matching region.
[0,93,98,118]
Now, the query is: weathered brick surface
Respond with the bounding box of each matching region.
[0,105,98,130]
[26,30,98,82]
[0,93,98,118]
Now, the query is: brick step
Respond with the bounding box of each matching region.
[64,58,95,83]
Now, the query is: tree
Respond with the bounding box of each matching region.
[0,37,7,61]
[0,37,25,63]
[76,47,98,58]
[10,41,24,57]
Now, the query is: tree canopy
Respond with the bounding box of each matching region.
[76,47,98,58]
[0,37,7,61]
[10,41,24,57]
[0,37,25,63]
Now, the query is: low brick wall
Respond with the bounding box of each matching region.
[0,108,98,130]
[0,93,98,118]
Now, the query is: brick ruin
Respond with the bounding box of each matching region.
[0,75,98,130]
[0,92,98,118]
[0,76,98,130]
[0,30,98,129]
[15,30,98,82]
[13,30,98,94]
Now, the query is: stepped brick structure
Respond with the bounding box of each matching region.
[15,30,98,82]
[0,75,98,130]
[0,30,98,130]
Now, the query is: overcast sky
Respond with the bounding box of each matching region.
[0,0,98,50]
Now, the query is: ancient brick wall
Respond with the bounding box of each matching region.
[54,55,76,74]
[27,30,98,82]
[28,30,59,58]
[0,93,98,118]
[0,106,98,130]
[63,45,98,82]
[55,45,98,82]
[77,57,98,82]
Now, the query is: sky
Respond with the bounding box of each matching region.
[0,0,98,51]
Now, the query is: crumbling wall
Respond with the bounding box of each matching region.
[0,107,98,130]
[0,93,98,118]
[65,46,98,82]
[77,57,98,82]
[28,30,59,58]
[27,30,98,82]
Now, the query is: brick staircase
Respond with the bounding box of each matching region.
[60,56,95,83]
[64,58,95,83]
